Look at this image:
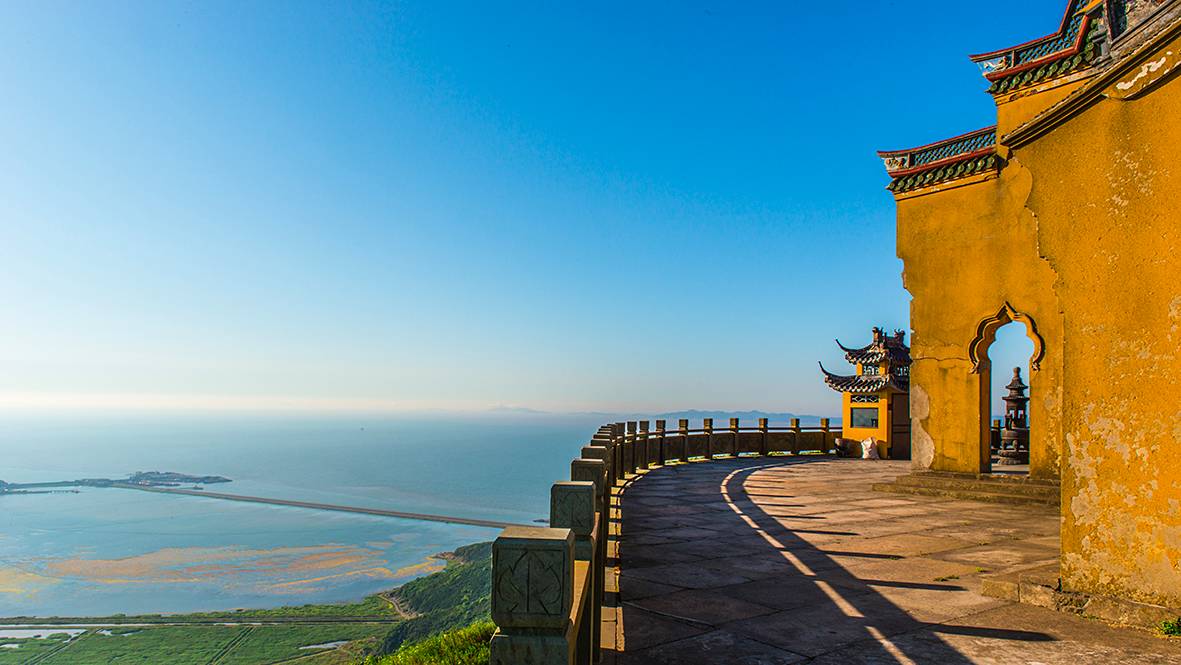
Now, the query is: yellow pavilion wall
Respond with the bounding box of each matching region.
[841,390,889,453]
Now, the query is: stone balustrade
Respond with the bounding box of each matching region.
[488,417,842,665]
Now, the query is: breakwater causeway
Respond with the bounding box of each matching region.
[2,470,527,530]
[114,483,525,529]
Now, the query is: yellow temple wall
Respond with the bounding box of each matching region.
[995,76,1092,136]
[895,166,1064,479]
[1011,36,1181,607]
[894,25,1181,608]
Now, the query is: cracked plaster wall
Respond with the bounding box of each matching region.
[1013,39,1181,607]
[896,164,1065,479]
[894,30,1181,608]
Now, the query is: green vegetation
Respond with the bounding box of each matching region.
[0,632,76,664]
[379,542,492,653]
[219,625,387,664]
[0,593,400,625]
[0,542,494,664]
[1160,617,1181,637]
[360,621,494,665]
[40,626,245,664]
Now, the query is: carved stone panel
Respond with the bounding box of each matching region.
[491,527,573,630]
[550,481,595,537]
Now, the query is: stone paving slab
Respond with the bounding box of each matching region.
[602,457,1181,664]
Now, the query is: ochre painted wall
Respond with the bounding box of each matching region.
[895,166,1064,479]
[893,29,1181,608]
[1012,34,1181,608]
[841,389,890,452]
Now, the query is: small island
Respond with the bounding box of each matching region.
[0,471,231,495]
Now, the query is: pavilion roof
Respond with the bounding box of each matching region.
[819,364,908,394]
[836,328,912,367]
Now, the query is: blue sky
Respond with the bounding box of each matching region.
[0,1,1060,414]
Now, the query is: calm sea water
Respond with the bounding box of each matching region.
[0,413,605,616]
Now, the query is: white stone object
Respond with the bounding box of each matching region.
[861,438,881,460]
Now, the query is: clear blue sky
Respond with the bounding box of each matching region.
[0,1,1060,415]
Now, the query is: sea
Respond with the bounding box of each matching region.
[0,413,608,617]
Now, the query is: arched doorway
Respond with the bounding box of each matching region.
[968,303,1045,475]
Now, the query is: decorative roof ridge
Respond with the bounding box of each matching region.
[877,126,997,177]
[969,0,1090,62]
[968,0,1105,91]
[1004,10,1181,147]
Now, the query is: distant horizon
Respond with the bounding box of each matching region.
[0,393,839,419]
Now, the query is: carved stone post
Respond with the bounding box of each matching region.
[758,417,769,456]
[551,481,597,665]
[820,418,831,454]
[491,527,576,665]
[790,418,801,455]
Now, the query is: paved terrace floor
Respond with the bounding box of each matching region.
[601,457,1181,664]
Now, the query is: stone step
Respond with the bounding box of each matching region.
[981,563,1181,629]
[890,474,1060,498]
[872,481,1060,506]
[913,470,1061,488]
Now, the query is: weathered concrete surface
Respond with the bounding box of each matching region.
[602,458,1181,664]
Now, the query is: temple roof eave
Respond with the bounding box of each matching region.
[819,363,908,395]
[968,0,1082,62]
[877,126,1001,194]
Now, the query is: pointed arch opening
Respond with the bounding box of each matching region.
[968,303,1044,474]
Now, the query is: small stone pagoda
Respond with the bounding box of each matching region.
[820,327,912,458]
[998,367,1031,465]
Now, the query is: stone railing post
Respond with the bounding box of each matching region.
[729,417,739,456]
[758,417,768,456]
[490,527,576,665]
[637,420,650,471]
[571,458,608,535]
[678,419,688,462]
[790,418,801,454]
[655,419,666,465]
[820,418,831,453]
[703,418,714,459]
[613,423,626,482]
[589,432,613,486]
[551,481,598,665]
[625,421,638,475]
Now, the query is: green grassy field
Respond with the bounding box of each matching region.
[0,632,76,664]
[0,624,390,665]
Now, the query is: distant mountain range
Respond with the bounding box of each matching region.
[485,406,836,424]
